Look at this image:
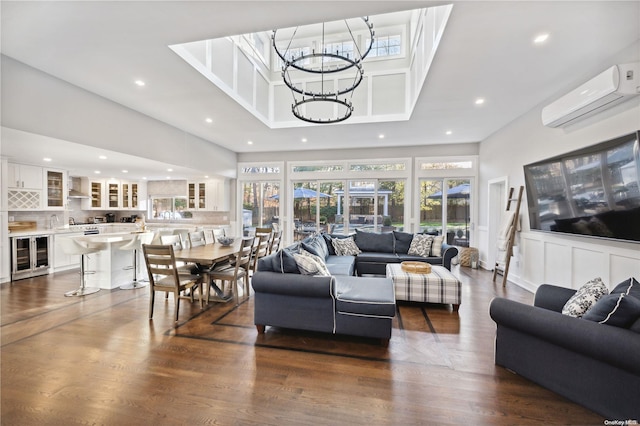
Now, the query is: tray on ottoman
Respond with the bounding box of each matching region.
[386,263,461,310]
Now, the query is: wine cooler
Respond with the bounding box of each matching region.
[11,235,51,280]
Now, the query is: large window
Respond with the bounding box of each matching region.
[291,181,343,240]
[238,156,475,246]
[368,34,401,58]
[241,181,280,234]
[150,196,187,220]
[419,178,471,247]
[291,179,405,237]
[416,156,477,247]
[322,41,354,63]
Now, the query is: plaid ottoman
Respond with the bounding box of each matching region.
[386,263,461,310]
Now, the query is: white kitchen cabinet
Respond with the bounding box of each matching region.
[186,179,229,211]
[8,163,43,189]
[7,163,43,210]
[44,168,67,210]
[208,179,230,211]
[135,181,147,211]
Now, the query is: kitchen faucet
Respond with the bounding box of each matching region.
[50,214,60,229]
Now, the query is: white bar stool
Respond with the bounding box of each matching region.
[59,237,106,297]
[119,233,154,290]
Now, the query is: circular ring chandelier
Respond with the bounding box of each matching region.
[272,17,375,124]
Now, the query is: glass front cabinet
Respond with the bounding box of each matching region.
[45,169,67,210]
[188,182,207,210]
[90,180,104,209]
[121,182,143,210]
[107,181,120,208]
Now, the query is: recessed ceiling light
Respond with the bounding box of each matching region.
[122,170,128,173]
[166,176,171,179]
[205,118,213,124]
[167,168,173,172]
[533,33,549,44]
[475,98,485,105]
[248,141,253,145]
[301,138,307,143]
[134,80,146,87]
[99,155,107,160]
[446,130,452,135]
[94,170,101,174]
[43,157,52,162]
[142,177,147,180]
[204,175,209,179]
[378,134,385,139]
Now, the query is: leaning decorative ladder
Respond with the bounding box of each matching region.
[492,186,524,287]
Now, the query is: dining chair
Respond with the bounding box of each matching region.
[142,244,204,323]
[206,237,253,297]
[213,228,226,243]
[173,229,191,249]
[206,241,252,305]
[268,230,283,254]
[159,234,196,289]
[203,229,215,245]
[188,231,206,247]
[250,233,271,274]
[255,226,272,236]
[151,229,174,245]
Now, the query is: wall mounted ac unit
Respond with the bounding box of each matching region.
[541,62,640,128]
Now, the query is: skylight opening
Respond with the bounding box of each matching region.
[169,5,453,129]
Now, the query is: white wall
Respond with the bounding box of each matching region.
[1,55,238,178]
[478,92,640,293]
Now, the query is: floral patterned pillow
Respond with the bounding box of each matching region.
[408,234,433,257]
[562,277,609,317]
[332,237,361,256]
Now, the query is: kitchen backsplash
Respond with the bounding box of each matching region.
[9,205,230,228]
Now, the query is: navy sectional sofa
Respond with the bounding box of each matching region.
[345,230,458,275]
[251,231,458,344]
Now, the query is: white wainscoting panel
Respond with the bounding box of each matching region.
[543,241,571,286]
[513,231,639,293]
[609,254,640,289]
[522,237,544,290]
[572,247,607,289]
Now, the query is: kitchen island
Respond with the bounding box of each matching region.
[64,231,154,289]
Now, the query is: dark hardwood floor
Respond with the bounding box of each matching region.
[1,265,603,425]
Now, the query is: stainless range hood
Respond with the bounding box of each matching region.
[68,176,90,199]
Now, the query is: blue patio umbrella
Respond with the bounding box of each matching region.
[427,183,470,199]
[269,188,332,200]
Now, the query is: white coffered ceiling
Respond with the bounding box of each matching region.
[1,1,639,178]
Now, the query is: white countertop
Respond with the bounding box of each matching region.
[72,231,153,243]
[8,223,137,237]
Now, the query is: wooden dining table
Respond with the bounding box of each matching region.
[173,239,243,302]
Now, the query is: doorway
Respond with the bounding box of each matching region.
[487,177,508,269]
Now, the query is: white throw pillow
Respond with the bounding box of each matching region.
[562,277,609,317]
[408,234,433,257]
[293,250,331,276]
[332,237,361,256]
[430,235,444,257]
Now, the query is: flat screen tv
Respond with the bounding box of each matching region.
[523,130,640,243]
